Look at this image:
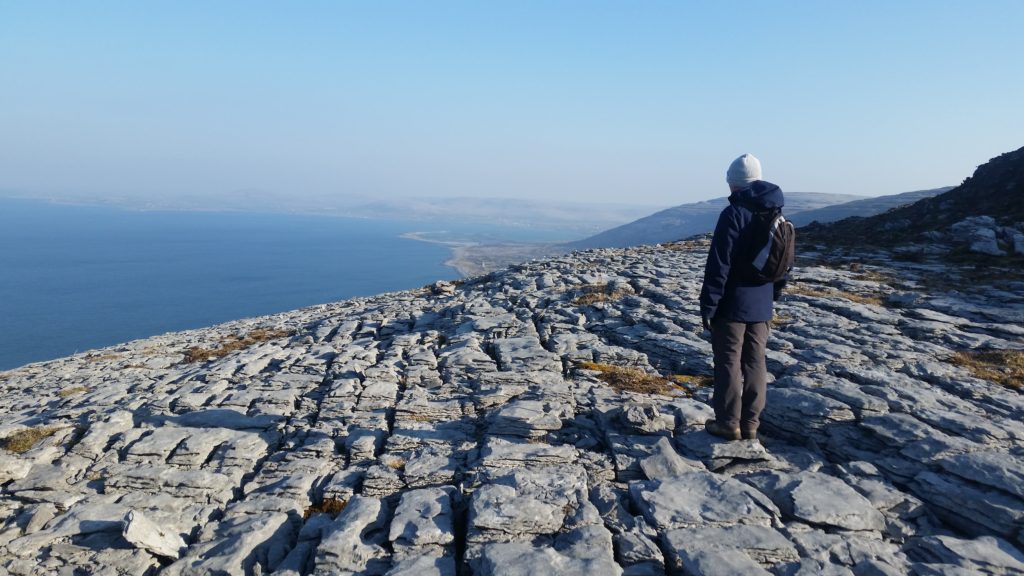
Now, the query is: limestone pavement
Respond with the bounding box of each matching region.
[1,240,1023,575]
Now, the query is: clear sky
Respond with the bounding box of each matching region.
[2,1,1022,206]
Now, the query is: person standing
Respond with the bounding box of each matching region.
[700,153,787,441]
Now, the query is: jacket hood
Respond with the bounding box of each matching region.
[729,180,784,210]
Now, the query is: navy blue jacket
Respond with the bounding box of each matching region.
[699,181,786,323]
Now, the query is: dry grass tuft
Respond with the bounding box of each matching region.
[58,386,88,398]
[577,362,687,396]
[853,270,893,283]
[787,284,886,307]
[386,459,406,470]
[670,374,713,395]
[85,352,121,363]
[660,237,711,251]
[770,313,794,328]
[1,426,61,454]
[572,284,630,306]
[948,350,1023,390]
[670,374,712,386]
[303,498,348,520]
[183,328,294,363]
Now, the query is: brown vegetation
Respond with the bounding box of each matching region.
[850,264,894,284]
[670,374,713,395]
[659,237,710,251]
[577,361,690,396]
[85,352,121,363]
[303,498,348,520]
[949,350,1023,390]
[0,426,60,453]
[57,386,88,398]
[770,313,794,329]
[183,328,294,363]
[572,284,630,306]
[787,284,886,307]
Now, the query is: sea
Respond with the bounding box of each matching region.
[0,198,572,370]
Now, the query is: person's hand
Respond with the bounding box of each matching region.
[702,315,712,332]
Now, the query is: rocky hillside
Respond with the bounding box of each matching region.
[568,192,863,249]
[787,187,952,227]
[1,239,1023,575]
[802,146,1024,256]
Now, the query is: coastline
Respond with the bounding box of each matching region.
[401,231,566,278]
[399,232,479,278]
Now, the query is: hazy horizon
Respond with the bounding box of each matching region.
[3,2,1022,206]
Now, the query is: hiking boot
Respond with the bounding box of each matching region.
[741,428,758,441]
[705,419,741,441]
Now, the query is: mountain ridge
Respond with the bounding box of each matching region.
[788,187,953,227]
[802,145,1024,249]
[568,192,864,249]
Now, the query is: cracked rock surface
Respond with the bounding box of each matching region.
[1,240,1023,575]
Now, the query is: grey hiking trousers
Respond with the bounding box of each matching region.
[711,320,769,431]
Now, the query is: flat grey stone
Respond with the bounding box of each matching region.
[150,408,284,430]
[5,500,127,557]
[474,526,622,575]
[629,472,779,530]
[389,487,456,548]
[669,398,716,429]
[313,496,390,575]
[639,436,702,480]
[490,337,562,373]
[670,524,798,566]
[789,473,886,532]
[163,511,292,576]
[905,535,1024,575]
[761,388,855,437]
[938,452,1024,500]
[675,547,771,576]
[910,471,1024,540]
[677,431,776,473]
[620,402,669,434]
[122,509,187,560]
[487,400,564,438]
[614,527,663,569]
[0,453,33,484]
[789,529,908,570]
[748,471,886,532]
[471,467,585,540]
[385,552,457,576]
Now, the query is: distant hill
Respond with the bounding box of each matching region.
[0,190,661,238]
[787,188,953,227]
[345,196,659,235]
[568,192,863,249]
[801,145,1024,247]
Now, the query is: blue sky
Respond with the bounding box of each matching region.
[2,1,1022,205]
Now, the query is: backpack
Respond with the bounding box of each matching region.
[741,207,795,283]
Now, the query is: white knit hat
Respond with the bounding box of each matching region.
[726,153,762,187]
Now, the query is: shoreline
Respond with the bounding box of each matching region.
[402,231,567,278]
[399,232,479,277]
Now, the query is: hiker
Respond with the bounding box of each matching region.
[700,153,789,441]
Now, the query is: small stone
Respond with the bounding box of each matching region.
[639,437,701,480]
[122,509,186,560]
[389,487,456,548]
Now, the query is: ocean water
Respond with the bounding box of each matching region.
[0,198,567,370]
